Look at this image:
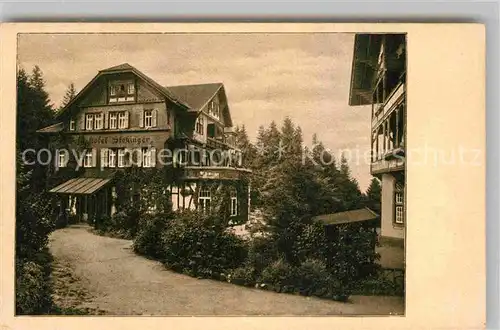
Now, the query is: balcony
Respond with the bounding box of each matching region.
[371,148,405,175]
[372,82,405,130]
[183,166,252,181]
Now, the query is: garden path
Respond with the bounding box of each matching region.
[49,224,404,315]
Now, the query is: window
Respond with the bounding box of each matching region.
[142,148,152,168]
[208,99,220,119]
[69,119,75,131]
[198,186,211,214]
[108,149,116,168]
[84,150,93,168]
[109,112,118,129]
[118,112,128,129]
[94,113,103,130]
[85,114,94,130]
[229,188,238,216]
[144,110,153,128]
[58,151,67,168]
[230,197,238,216]
[394,182,405,225]
[127,83,135,95]
[109,82,134,103]
[196,115,204,135]
[118,149,127,168]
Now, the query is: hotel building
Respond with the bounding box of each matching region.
[349,34,406,268]
[38,63,251,224]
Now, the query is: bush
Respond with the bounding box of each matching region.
[94,214,112,232]
[161,211,247,278]
[293,222,328,263]
[246,236,278,275]
[229,264,256,287]
[294,258,331,295]
[260,258,296,291]
[133,213,172,259]
[15,254,53,315]
[106,210,138,238]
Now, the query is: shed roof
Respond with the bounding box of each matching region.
[312,207,379,226]
[49,177,111,195]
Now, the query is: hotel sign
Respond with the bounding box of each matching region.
[199,171,220,179]
[86,136,152,145]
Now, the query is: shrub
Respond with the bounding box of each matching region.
[294,258,331,295]
[229,264,256,287]
[94,214,112,232]
[133,212,172,259]
[246,236,278,275]
[161,211,247,278]
[15,256,53,315]
[107,210,137,238]
[293,222,328,263]
[260,258,296,291]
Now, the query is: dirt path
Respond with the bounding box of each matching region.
[49,224,404,316]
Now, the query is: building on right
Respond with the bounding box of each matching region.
[348,33,406,269]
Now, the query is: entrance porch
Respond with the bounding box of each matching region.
[49,177,113,224]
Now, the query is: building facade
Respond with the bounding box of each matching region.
[38,63,251,224]
[349,34,406,268]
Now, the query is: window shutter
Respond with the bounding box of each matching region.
[151,147,156,167]
[137,148,143,167]
[80,113,86,130]
[91,149,97,167]
[104,112,108,129]
[152,109,157,127]
[101,148,109,168]
[125,111,130,128]
[99,113,104,130]
[139,110,144,128]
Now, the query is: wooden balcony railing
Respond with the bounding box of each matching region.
[372,82,405,129]
[183,166,252,181]
[371,150,405,175]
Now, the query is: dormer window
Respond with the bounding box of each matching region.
[109,81,135,103]
[208,98,220,119]
[127,83,135,95]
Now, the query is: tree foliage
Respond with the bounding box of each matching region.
[16,66,56,314]
[60,82,77,110]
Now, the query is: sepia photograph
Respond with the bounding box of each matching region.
[13,31,408,316]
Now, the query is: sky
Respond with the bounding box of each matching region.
[18,33,373,191]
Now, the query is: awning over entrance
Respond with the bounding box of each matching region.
[49,178,111,195]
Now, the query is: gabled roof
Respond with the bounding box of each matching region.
[100,63,135,72]
[36,122,64,133]
[56,63,190,119]
[312,207,379,226]
[167,83,233,127]
[167,83,223,111]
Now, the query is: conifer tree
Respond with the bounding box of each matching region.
[365,177,382,214]
[60,82,77,109]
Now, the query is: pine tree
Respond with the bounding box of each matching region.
[61,82,77,109]
[234,124,256,168]
[16,66,56,314]
[365,177,382,214]
[335,153,363,211]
